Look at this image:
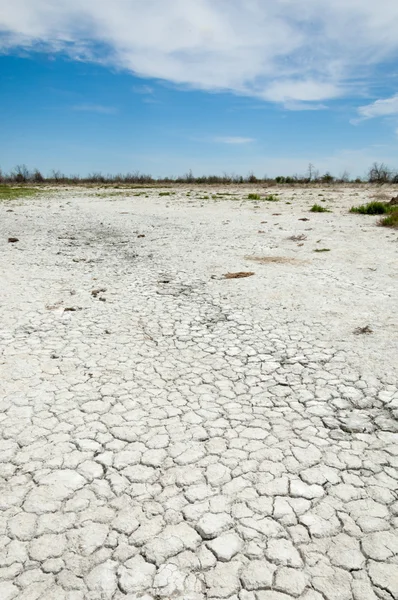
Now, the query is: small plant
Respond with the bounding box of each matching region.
[378,212,398,228]
[264,194,279,202]
[159,191,172,196]
[314,248,330,252]
[310,204,329,213]
[350,202,389,215]
[248,193,261,200]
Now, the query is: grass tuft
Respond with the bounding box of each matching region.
[378,211,398,228]
[264,194,279,202]
[248,193,261,200]
[310,204,330,213]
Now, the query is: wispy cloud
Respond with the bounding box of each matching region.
[213,136,255,145]
[1,1,398,105]
[357,94,398,119]
[71,103,117,114]
[133,84,154,95]
[283,101,328,111]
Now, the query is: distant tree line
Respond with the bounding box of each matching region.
[1,163,397,185]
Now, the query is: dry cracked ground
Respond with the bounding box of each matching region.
[0,185,397,600]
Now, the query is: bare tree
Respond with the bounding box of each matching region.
[307,163,315,181]
[32,169,44,183]
[368,162,391,183]
[338,170,350,183]
[13,164,30,183]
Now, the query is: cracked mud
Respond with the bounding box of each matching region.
[0,186,397,600]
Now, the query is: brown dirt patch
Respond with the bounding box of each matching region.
[224,272,255,279]
[245,256,306,265]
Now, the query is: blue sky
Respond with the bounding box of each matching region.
[1,0,398,178]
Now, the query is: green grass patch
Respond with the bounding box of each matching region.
[263,194,279,202]
[378,211,398,228]
[310,204,330,213]
[248,193,261,200]
[349,201,396,215]
[314,248,331,252]
[0,185,39,201]
[159,191,175,196]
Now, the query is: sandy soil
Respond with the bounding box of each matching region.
[0,185,397,599]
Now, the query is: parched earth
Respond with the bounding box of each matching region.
[0,186,397,600]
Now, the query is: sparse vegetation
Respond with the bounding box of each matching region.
[349,202,390,215]
[310,204,330,213]
[0,185,39,201]
[314,248,331,252]
[350,201,398,228]
[248,193,261,200]
[0,162,397,186]
[378,212,398,228]
[264,194,279,202]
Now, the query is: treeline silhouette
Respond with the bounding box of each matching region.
[1,163,397,185]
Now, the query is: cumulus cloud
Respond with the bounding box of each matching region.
[1,1,398,104]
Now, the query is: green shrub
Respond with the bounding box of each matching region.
[248,193,261,200]
[349,201,389,215]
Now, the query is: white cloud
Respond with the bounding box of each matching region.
[214,137,254,144]
[283,101,328,111]
[358,94,398,119]
[1,1,398,104]
[72,103,117,114]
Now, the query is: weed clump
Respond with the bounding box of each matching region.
[378,212,398,228]
[349,202,389,215]
[310,204,330,213]
[264,194,279,202]
[248,193,261,200]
